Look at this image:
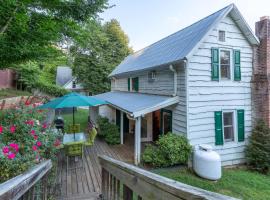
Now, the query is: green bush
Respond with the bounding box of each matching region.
[142,133,192,168]
[246,120,270,173]
[97,116,120,145]
[36,81,69,97]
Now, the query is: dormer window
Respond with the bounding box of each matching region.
[148,71,156,82]
[218,30,225,42]
[72,81,76,88]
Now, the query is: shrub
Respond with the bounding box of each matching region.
[0,103,62,183]
[104,123,120,145]
[246,120,270,173]
[142,133,192,168]
[36,81,69,97]
[97,116,120,145]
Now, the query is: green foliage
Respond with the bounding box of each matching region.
[0,89,31,99]
[15,61,40,91]
[0,104,62,183]
[36,81,69,97]
[0,0,109,67]
[97,116,110,137]
[142,133,192,168]
[97,116,120,145]
[72,19,132,94]
[246,120,270,174]
[154,167,270,200]
[62,108,89,132]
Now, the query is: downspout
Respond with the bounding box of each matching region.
[169,65,177,96]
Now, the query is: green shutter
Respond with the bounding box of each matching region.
[234,50,241,81]
[237,109,245,142]
[215,111,223,145]
[128,78,130,91]
[134,77,139,92]
[211,48,219,81]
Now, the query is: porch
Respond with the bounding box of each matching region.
[93,91,179,165]
[54,138,134,200]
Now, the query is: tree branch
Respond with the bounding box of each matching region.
[0,6,18,35]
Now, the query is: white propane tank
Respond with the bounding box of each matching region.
[193,144,221,180]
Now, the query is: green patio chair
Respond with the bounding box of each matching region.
[64,141,83,169]
[68,124,80,134]
[84,128,97,146]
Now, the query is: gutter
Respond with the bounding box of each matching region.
[169,65,177,96]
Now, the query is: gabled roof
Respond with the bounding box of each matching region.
[110,4,259,77]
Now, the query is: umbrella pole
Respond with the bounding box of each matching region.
[73,107,75,140]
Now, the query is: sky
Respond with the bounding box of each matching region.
[100,0,270,51]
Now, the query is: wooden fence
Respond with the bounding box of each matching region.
[99,156,240,200]
[0,160,52,200]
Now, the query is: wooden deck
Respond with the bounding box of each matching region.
[54,138,134,200]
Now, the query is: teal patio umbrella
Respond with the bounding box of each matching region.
[39,92,107,137]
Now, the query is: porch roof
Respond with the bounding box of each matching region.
[94,91,179,118]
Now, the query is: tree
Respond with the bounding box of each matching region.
[73,19,132,94]
[246,120,270,173]
[0,0,108,68]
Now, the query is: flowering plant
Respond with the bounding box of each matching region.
[0,103,61,183]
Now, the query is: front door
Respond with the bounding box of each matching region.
[152,110,161,141]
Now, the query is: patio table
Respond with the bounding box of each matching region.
[63,132,86,145]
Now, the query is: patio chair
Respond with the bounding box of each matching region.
[64,141,83,169]
[67,124,80,134]
[84,128,97,146]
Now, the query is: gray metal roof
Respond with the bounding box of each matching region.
[94,91,179,117]
[56,66,72,86]
[110,4,259,77]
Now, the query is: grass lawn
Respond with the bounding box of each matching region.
[153,167,270,200]
[62,108,89,133]
[0,89,31,99]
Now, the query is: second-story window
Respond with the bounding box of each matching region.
[220,50,231,79]
[72,81,76,88]
[218,30,225,42]
[128,77,139,92]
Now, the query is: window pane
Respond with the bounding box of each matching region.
[220,50,230,64]
[224,127,234,141]
[224,112,233,126]
[221,65,230,78]
[163,112,172,134]
[219,31,225,42]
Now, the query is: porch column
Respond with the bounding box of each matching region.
[134,116,141,165]
[120,111,124,144]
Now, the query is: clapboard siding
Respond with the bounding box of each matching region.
[187,15,253,166]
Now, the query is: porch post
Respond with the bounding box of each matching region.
[134,116,141,165]
[120,111,124,144]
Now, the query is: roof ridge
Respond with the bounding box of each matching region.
[131,4,233,56]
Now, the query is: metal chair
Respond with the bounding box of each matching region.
[84,128,97,146]
[64,141,83,169]
[68,124,80,134]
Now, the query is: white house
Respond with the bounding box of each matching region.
[92,4,259,166]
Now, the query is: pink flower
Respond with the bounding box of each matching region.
[37,141,42,147]
[54,139,61,147]
[2,146,9,154]
[26,120,34,126]
[25,101,31,106]
[0,125,3,134]
[34,135,38,140]
[7,153,16,159]
[9,143,19,152]
[30,130,35,136]
[10,125,16,133]
[32,145,38,151]
[42,123,47,129]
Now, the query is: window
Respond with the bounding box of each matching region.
[72,81,76,88]
[218,30,225,42]
[223,112,234,142]
[148,71,156,82]
[161,109,172,135]
[128,77,139,92]
[220,50,231,79]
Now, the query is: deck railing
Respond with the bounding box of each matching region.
[99,155,240,200]
[0,160,52,200]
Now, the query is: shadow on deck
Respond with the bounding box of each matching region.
[55,138,134,200]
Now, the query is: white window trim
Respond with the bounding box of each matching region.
[219,48,233,81]
[222,110,237,144]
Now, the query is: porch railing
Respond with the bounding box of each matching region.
[99,155,240,200]
[0,160,52,200]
